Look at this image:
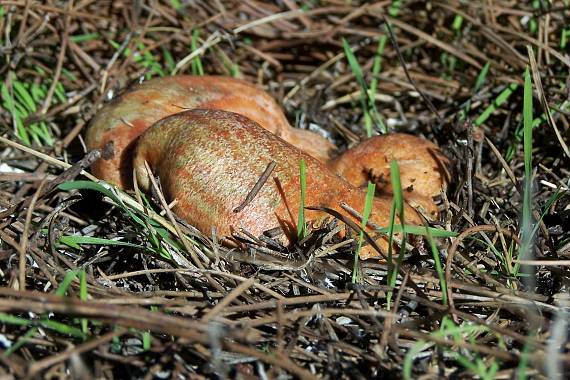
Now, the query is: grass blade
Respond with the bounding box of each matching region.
[386,160,406,308]
[517,66,535,271]
[342,38,386,136]
[473,62,490,93]
[59,235,146,250]
[475,83,518,126]
[297,159,307,239]
[191,29,205,76]
[352,182,376,283]
[369,35,388,102]
[376,224,457,237]
[426,227,447,305]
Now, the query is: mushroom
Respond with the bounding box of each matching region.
[133,109,422,259]
[86,76,448,259]
[86,76,336,189]
[328,133,449,218]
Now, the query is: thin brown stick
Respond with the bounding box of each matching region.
[445,225,521,312]
[527,45,570,159]
[202,277,255,322]
[381,16,443,122]
[233,160,277,213]
[18,179,46,291]
[40,0,72,114]
[28,328,127,376]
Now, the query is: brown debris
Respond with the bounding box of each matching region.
[0,1,569,378]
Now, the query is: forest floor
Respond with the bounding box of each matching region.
[1,1,570,379]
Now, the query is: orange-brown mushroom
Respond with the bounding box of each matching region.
[86,75,336,189]
[86,75,449,259]
[133,109,421,259]
[328,134,449,218]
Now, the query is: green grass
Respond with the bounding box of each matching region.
[532,189,566,245]
[404,317,502,380]
[214,46,241,78]
[142,305,158,351]
[470,50,567,163]
[79,271,88,334]
[470,189,565,284]
[369,35,388,103]
[561,29,570,49]
[377,164,457,308]
[162,46,177,74]
[440,52,458,78]
[386,160,406,309]
[473,62,491,93]
[467,235,517,286]
[388,0,401,17]
[58,270,89,336]
[452,14,464,31]
[458,61,491,120]
[2,267,153,355]
[0,71,61,146]
[475,82,518,126]
[53,180,225,353]
[375,224,457,238]
[3,328,37,357]
[57,180,189,260]
[515,67,535,274]
[58,235,147,250]
[169,0,183,10]
[191,29,205,76]
[297,159,307,239]
[440,14,468,79]
[352,182,376,284]
[535,98,570,128]
[342,38,386,136]
[70,33,100,43]
[426,227,447,305]
[3,270,89,356]
[517,336,533,379]
[505,96,569,161]
[109,39,170,79]
[528,0,540,35]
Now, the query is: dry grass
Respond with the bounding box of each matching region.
[1,1,569,378]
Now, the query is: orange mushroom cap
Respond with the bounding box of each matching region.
[328,133,449,218]
[86,75,450,259]
[86,75,335,189]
